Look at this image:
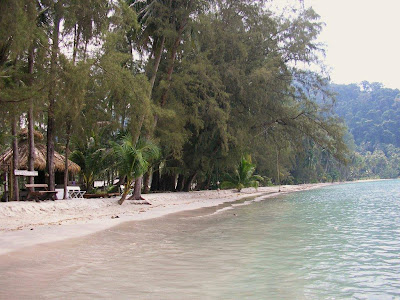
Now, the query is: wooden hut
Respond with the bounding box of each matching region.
[0,129,80,186]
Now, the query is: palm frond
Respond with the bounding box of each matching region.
[221,155,263,192]
[112,135,160,182]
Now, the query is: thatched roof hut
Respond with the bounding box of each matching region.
[0,130,81,174]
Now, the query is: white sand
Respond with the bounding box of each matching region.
[0,184,331,255]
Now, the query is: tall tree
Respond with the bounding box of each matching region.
[112,136,159,204]
[11,115,19,201]
[45,1,63,191]
[60,0,110,198]
[0,0,40,199]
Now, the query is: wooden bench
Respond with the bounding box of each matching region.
[25,184,58,201]
[107,193,120,198]
[83,193,108,198]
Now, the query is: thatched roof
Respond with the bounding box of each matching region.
[0,143,81,174]
[18,128,44,141]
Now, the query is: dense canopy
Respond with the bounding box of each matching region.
[0,0,356,198]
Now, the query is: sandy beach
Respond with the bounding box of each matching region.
[0,183,332,255]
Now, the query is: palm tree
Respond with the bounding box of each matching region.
[112,135,160,205]
[70,137,105,192]
[221,155,263,192]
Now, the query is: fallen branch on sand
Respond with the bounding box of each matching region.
[129,200,152,205]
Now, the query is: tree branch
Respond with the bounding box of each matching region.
[0,85,46,103]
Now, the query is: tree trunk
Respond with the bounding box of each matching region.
[201,174,212,190]
[118,191,129,205]
[9,161,13,202]
[83,39,89,61]
[63,21,79,199]
[276,147,281,192]
[132,36,166,143]
[150,167,160,191]
[183,172,197,192]
[118,179,132,205]
[143,168,152,194]
[176,174,184,192]
[11,116,19,201]
[159,20,187,107]
[27,45,35,191]
[114,175,126,188]
[46,7,61,192]
[159,173,175,191]
[129,25,175,200]
[63,121,71,199]
[150,36,165,92]
[153,22,187,130]
[131,36,166,197]
[72,24,81,63]
[131,177,143,200]
[166,173,176,192]
[47,96,56,190]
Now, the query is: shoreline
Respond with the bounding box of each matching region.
[0,183,333,255]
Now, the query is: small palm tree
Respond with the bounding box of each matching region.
[112,135,160,205]
[221,155,263,192]
[70,137,105,192]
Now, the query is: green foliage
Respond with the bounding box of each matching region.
[221,155,264,192]
[112,135,160,203]
[332,82,400,148]
[70,135,106,191]
[0,0,352,194]
[112,135,160,183]
[0,0,37,62]
[56,57,91,125]
[148,1,349,189]
[332,82,400,179]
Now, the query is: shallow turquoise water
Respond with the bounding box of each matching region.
[1,180,400,299]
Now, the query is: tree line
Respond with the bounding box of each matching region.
[331,82,400,179]
[0,0,350,200]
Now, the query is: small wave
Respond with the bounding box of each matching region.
[210,206,235,215]
[231,201,253,207]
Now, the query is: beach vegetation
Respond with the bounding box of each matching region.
[70,136,106,192]
[331,82,400,179]
[112,135,160,205]
[3,0,388,202]
[221,155,264,192]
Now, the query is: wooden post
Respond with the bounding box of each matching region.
[11,117,19,201]
[277,148,281,193]
[28,45,35,192]
[9,161,13,201]
[4,165,9,202]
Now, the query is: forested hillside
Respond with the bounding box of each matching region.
[1,0,353,200]
[331,82,400,179]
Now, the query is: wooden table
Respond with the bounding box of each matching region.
[26,184,58,201]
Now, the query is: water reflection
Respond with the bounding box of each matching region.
[1,180,400,299]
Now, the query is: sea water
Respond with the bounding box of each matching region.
[1,180,400,299]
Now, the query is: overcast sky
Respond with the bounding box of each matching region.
[304,0,400,89]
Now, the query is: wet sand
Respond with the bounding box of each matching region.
[0,184,331,255]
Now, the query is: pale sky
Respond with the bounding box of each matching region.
[305,0,400,89]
